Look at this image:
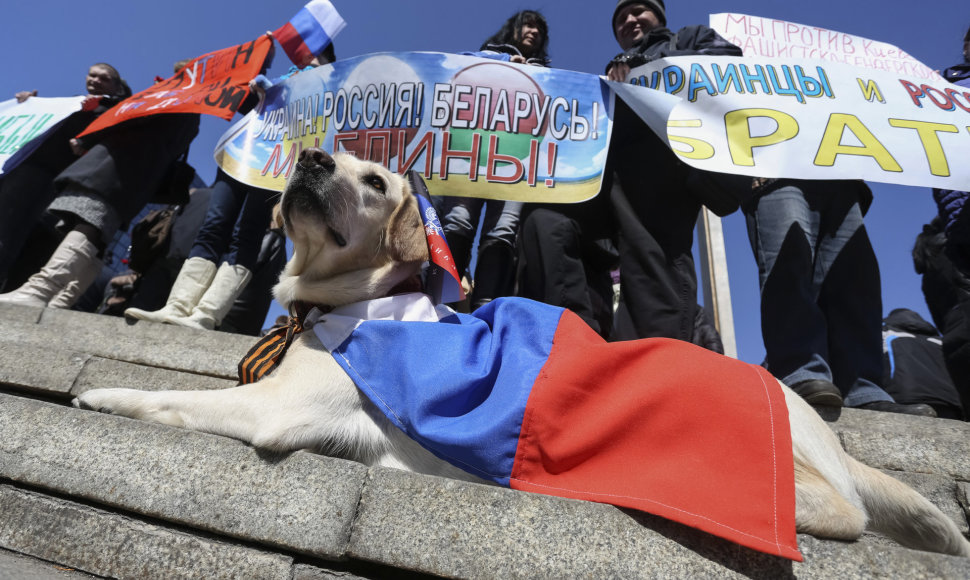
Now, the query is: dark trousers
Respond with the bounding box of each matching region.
[608,173,700,342]
[188,170,275,270]
[605,97,702,342]
[516,206,615,337]
[515,98,703,343]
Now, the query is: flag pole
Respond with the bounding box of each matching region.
[697,208,737,358]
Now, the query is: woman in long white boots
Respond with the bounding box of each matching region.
[0,226,104,309]
[0,58,202,311]
[0,62,130,287]
[124,175,279,330]
[126,42,336,331]
[0,110,200,312]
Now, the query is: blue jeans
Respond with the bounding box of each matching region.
[744,180,891,406]
[188,170,275,270]
[441,197,523,251]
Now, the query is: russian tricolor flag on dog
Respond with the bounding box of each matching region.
[274,0,346,67]
[310,293,802,560]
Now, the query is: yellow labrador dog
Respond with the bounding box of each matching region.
[76,149,970,559]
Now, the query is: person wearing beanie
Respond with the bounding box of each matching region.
[602,1,743,345]
[612,0,666,40]
[606,0,738,80]
[515,1,743,349]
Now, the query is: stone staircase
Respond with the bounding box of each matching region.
[0,302,968,579]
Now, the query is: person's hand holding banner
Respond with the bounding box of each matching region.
[0,96,87,174]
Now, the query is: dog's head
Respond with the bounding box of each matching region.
[273,148,429,309]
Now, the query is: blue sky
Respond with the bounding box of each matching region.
[5,1,969,365]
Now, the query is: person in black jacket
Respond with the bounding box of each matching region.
[882,308,964,419]
[517,0,740,346]
[0,63,130,288]
[926,25,970,414]
[605,0,744,343]
[0,60,199,310]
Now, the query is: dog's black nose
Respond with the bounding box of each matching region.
[299,147,336,172]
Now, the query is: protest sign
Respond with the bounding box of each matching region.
[215,51,611,203]
[710,13,940,81]
[0,96,86,174]
[79,36,273,138]
[616,55,970,190]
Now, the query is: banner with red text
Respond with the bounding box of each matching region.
[710,14,940,81]
[79,36,273,138]
[214,51,611,202]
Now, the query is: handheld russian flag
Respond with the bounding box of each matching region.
[274,0,346,67]
[408,171,465,304]
[312,293,801,561]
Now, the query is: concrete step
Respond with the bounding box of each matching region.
[0,485,294,580]
[1,303,968,579]
[0,303,253,378]
[0,393,364,561]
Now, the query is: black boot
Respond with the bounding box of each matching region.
[471,242,516,310]
[444,232,472,281]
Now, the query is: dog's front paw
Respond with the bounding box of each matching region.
[73,388,135,414]
[73,389,182,426]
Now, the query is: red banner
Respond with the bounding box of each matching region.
[79,36,273,138]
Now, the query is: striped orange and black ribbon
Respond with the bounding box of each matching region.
[238,281,423,384]
[237,315,304,384]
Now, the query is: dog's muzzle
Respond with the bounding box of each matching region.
[281,148,341,237]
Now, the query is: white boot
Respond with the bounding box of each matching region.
[48,254,105,309]
[0,231,102,308]
[171,262,252,330]
[124,257,218,323]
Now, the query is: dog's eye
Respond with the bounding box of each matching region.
[365,175,386,194]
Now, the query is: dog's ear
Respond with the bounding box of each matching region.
[386,194,429,263]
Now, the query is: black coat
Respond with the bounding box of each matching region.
[607,24,742,71]
[883,308,965,419]
[53,113,200,226]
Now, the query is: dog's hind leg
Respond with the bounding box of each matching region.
[847,458,970,557]
[787,382,869,541]
[784,383,970,557]
[794,458,866,540]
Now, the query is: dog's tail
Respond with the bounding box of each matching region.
[848,457,970,557]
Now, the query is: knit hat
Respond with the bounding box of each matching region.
[612,0,667,37]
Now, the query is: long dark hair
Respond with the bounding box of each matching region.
[480,10,550,64]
